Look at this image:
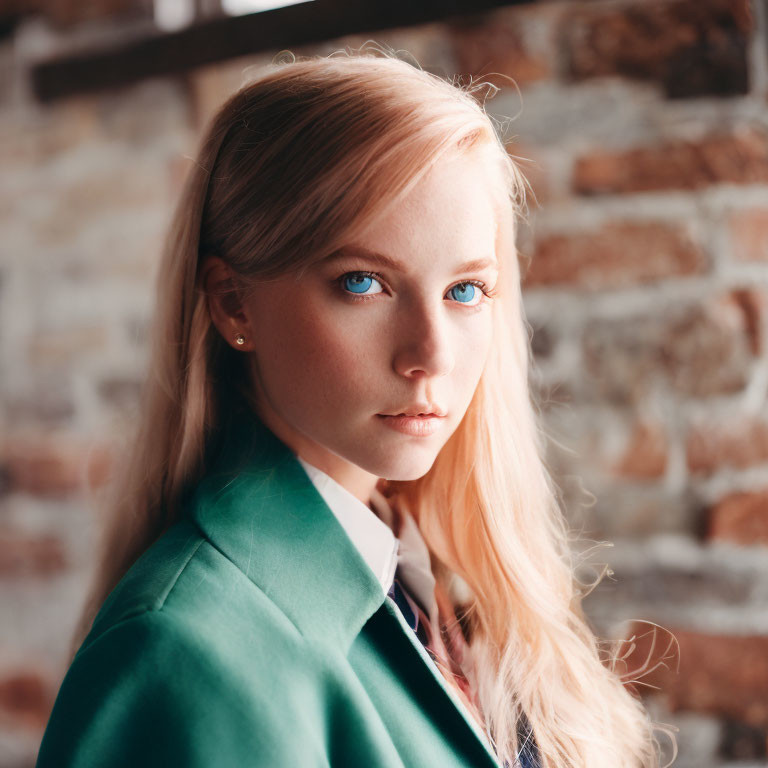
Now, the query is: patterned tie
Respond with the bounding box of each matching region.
[387,570,540,768]
[387,574,479,711]
[376,489,539,768]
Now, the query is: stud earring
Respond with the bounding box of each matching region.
[234,333,246,345]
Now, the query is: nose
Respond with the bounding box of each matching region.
[391,303,455,379]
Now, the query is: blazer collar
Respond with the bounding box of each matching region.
[295,455,400,595]
[185,408,387,655]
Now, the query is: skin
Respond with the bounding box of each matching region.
[203,150,502,509]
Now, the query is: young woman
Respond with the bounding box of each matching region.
[35,47,675,768]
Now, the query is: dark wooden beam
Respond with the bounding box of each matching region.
[30,0,529,103]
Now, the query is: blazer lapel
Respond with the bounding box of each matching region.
[186,409,383,655]
[185,408,501,767]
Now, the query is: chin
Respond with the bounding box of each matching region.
[373,450,438,483]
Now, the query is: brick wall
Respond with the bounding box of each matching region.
[2,1,767,766]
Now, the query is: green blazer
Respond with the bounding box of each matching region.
[36,410,504,767]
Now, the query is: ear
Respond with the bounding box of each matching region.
[200,255,255,351]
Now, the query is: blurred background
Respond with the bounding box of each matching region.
[1,0,767,766]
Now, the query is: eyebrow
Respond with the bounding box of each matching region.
[322,245,498,274]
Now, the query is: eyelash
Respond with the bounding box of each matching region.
[335,270,499,306]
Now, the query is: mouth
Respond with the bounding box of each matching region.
[376,412,445,437]
[378,413,443,418]
[378,405,447,418]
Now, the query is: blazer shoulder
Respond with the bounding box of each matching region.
[39,520,333,767]
[82,518,307,664]
[38,607,330,768]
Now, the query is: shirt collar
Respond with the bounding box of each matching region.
[296,456,438,621]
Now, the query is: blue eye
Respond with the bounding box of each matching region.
[449,283,477,304]
[342,273,383,295]
[337,270,493,307]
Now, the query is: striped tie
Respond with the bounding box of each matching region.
[387,574,478,712]
[374,489,539,768]
[387,574,540,768]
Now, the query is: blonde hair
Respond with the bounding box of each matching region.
[72,44,677,768]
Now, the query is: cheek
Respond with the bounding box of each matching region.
[249,293,379,411]
[299,314,372,395]
[457,314,494,392]
[478,316,495,370]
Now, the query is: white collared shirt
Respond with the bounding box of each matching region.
[296,456,438,621]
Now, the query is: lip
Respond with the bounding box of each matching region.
[380,403,447,418]
[376,413,444,437]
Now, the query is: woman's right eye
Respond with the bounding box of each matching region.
[337,271,385,301]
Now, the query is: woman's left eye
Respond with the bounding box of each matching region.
[447,282,485,306]
[336,271,493,307]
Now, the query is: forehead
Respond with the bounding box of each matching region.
[333,153,501,273]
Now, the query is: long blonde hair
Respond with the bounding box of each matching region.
[72,44,676,768]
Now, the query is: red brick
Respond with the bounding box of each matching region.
[563,0,751,99]
[583,293,754,403]
[660,293,754,397]
[688,416,768,476]
[523,222,706,291]
[0,667,55,729]
[449,7,553,90]
[729,288,767,355]
[0,530,68,577]
[730,208,768,263]
[573,128,768,196]
[0,434,114,497]
[707,489,768,546]
[610,420,668,479]
[619,623,768,727]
